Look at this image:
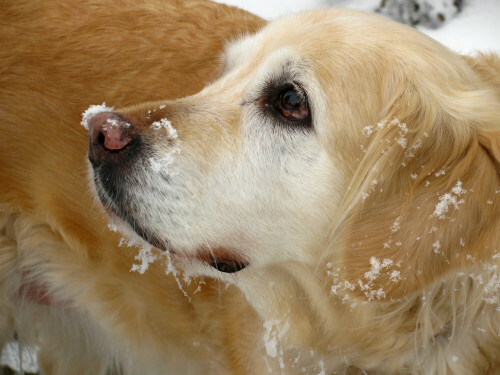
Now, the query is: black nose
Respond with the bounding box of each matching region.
[87,112,138,167]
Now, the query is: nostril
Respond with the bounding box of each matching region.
[87,112,138,167]
[88,112,133,152]
[97,132,105,146]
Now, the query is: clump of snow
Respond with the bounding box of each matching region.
[432,240,441,254]
[263,318,289,364]
[107,223,118,232]
[481,261,500,306]
[357,280,387,300]
[397,135,407,148]
[392,119,408,149]
[149,118,181,173]
[81,103,114,130]
[360,178,379,201]
[390,216,401,232]
[362,125,374,137]
[107,229,157,275]
[316,360,326,375]
[405,139,422,159]
[344,280,356,291]
[105,118,130,130]
[328,259,401,302]
[431,180,467,219]
[466,254,476,262]
[435,167,447,177]
[364,257,394,282]
[360,118,410,156]
[130,245,158,274]
[116,235,159,274]
[389,270,401,282]
[164,250,191,302]
[149,145,181,173]
[327,262,343,295]
[121,231,192,301]
[358,257,402,300]
[151,118,178,139]
[451,181,467,195]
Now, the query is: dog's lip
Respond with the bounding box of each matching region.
[101,205,248,272]
[195,246,249,273]
[145,242,249,273]
[209,259,247,273]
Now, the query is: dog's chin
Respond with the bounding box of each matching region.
[103,206,249,274]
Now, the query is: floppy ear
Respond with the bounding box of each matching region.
[464,53,500,177]
[329,61,500,301]
[478,128,500,177]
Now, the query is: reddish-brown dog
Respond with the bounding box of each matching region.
[83,8,500,375]
[0,1,265,374]
[2,1,500,375]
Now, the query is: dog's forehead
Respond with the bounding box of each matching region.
[224,9,402,75]
[224,12,327,67]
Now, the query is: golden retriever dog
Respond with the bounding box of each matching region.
[2,1,500,374]
[0,0,265,374]
[83,7,500,375]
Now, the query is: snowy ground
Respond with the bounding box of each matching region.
[1,342,39,374]
[2,0,499,373]
[215,0,500,54]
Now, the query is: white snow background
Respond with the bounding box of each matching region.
[215,0,500,53]
[2,0,499,373]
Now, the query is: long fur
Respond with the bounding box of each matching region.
[0,1,265,374]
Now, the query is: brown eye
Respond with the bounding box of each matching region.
[275,88,309,122]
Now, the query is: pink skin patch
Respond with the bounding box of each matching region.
[18,282,70,309]
[18,283,53,306]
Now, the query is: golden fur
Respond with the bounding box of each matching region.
[0,1,265,374]
[1,2,500,375]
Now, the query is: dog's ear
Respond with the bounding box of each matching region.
[464,53,500,177]
[478,128,500,177]
[330,60,500,302]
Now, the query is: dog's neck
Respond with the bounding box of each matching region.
[239,257,500,374]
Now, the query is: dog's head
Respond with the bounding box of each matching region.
[86,9,500,301]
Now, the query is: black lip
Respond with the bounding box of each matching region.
[93,173,172,252]
[209,259,248,273]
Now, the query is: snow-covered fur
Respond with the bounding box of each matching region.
[0,0,265,374]
[87,9,500,375]
[377,0,463,28]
